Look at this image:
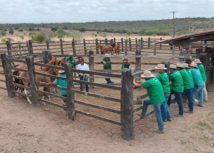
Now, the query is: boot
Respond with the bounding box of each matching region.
[108,78,114,84]
[105,78,110,83]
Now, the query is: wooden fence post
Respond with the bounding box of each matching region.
[125,39,128,55]
[26,56,39,107]
[27,40,33,55]
[172,45,175,57]
[72,39,76,55]
[18,41,22,57]
[129,38,131,51]
[161,61,170,75]
[121,38,124,52]
[89,51,94,88]
[6,41,12,57]
[141,38,143,49]
[60,39,64,55]
[1,53,15,98]
[153,44,156,55]
[64,63,76,120]
[105,38,108,45]
[121,69,134,140]
[148,37,150,49]
[46,40,50,50]
[135,38,137,51]
[114,38,116,44]
[83,39,87,55]
[42,50,52,64]
[96,38,99,54]
[160,38,162,49]
[135,40,141,80]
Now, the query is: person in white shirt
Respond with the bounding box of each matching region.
[76,58,89,92]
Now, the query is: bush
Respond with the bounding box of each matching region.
[9,29,14,35]
[56,28,67,39]
[79,28,86,32]
[18,34,24,40]
[32,33,46,42]
[1,38,6,43]
[1,29,6,36]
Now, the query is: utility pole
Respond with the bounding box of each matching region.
[170,11,177,38]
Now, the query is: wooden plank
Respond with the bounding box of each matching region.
[0,79,6,82]
[60,39,64,55]
[89,51,94,88]
[76,110,121,126]
[64,63,76,120]
[38,98,66,109]
[133,110,154,123]
[37,90,66,99]
[33,63,64,70]
[10,67,28,72]
[95,38,99,54]
[73,79,121,90]
[83,39,87,55]
[120,69,134,140]
[26,56,39,106]
[34,71,67,80]
[7,57,26,63]
[75,100,120,114]
[15,91,32,98]
[12,82,30,89]
[73,89,121,103]
[12,75,29,81]
[1,53,15,98]
[71,69,122,78]
[0,86,7,90]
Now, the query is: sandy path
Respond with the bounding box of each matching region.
[1,85,214,153]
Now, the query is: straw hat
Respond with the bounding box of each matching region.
[58,70,65,74]
[155,64,167,70]
[176,63,184,68]
[141,71,155,78]
[122,57,129,61]
[190,62,197,67]
[183,63,189,68]
[69,52,73,55]
[170,64,176,69]
[194,59,201,64]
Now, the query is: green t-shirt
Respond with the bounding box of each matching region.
[65,57,75,68]
[190,68,204,86]
[140,77,165,104]
[169,70,184,92]
[121,63,130,69]
[155,71,170,94]
[102,58,112,70]
[179,69,194,90]
[53,74,67,95]
[197,63,207,81]
[186,68,194,84]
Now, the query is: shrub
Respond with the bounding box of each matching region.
[32,32,46,42]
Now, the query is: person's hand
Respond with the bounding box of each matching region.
[103,61,106,64]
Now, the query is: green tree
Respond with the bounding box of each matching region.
[1,29,6,36]
[56,28,67,39]
[9,29,14,35]
[32,32,46,42]
[126,31,132,35]
[79,28,86,32]
[1,38,6,43]
[19,29,23,32]
[51,27,58,32]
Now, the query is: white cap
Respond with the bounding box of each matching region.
[141,70,155,78]
[155,64,167,70]
[194,59,201,64]
[176,63,184,68]
[183,63,189,68]
[190,62,197,67]
[58,70,65,74]
[170,64,176,69]
[69,52,73,55]
[122,57,129,61]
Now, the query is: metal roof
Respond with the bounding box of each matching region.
[154,29,214,45]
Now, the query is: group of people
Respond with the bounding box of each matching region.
[48,53,133,106]
[133,59,208,133]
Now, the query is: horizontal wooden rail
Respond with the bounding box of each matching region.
[0,72,4,75]
[13,82,30,89]
[33,63,64,70]
[0,86,7,90]
[73,79,121,90]
[75,100,120,114]
[10,67,28,72]
[53,54,89,57]
[133,110,155,123]
[34,72,67,80]
[37,90,66,99]
[76,110,121,126]
[15,91,32,98]
[0,79,5,82]
[74,90,121,103]
[38,98,66,109]
[7,57,26,63]
[71,69,122,78]
[12,75,29,81]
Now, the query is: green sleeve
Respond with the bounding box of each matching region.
[109,58,112,61]
[140,81,151,88]
[169,75,173,81]
[53,78,59,84]
[155,74,161,81]
[102,58,105,61]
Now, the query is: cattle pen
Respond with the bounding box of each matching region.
[0,36,210,140]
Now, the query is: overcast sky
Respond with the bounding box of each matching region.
[1,0,214,23]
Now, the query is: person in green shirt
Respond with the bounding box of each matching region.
[65,53,75,68]
[194,59,208,102]
[176,63,194,113]
[168,64,184,117]
[133,70,165,133]
[121,58,133,69]
[47,70,67,106]
[101,54,114,84]
[155,64,171,122]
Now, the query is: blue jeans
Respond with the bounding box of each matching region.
[161,93,171,120]
[62,95,67,104]
[174,92,183,115]
[80,75,89,92]
[184,88,194,111]
[192,85,204,105]
[141,99,164,131]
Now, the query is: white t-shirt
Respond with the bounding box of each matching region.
[76,63,89,75]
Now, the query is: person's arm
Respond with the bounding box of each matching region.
[133,80,142,88]
[101,58,106,64]
[109,58,112,63]
[47,82,57,86]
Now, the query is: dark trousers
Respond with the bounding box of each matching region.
[80,75,89,92]
[168,90,183,115]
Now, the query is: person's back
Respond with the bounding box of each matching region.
[197,63,207,81]
[156,71,170,94]
[179,69,194,90]
[54,73,67,95]
[169,70,184,92]
[191,68,204,86]
[143,77,165,104]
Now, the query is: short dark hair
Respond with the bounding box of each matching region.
[79,58,84,61]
